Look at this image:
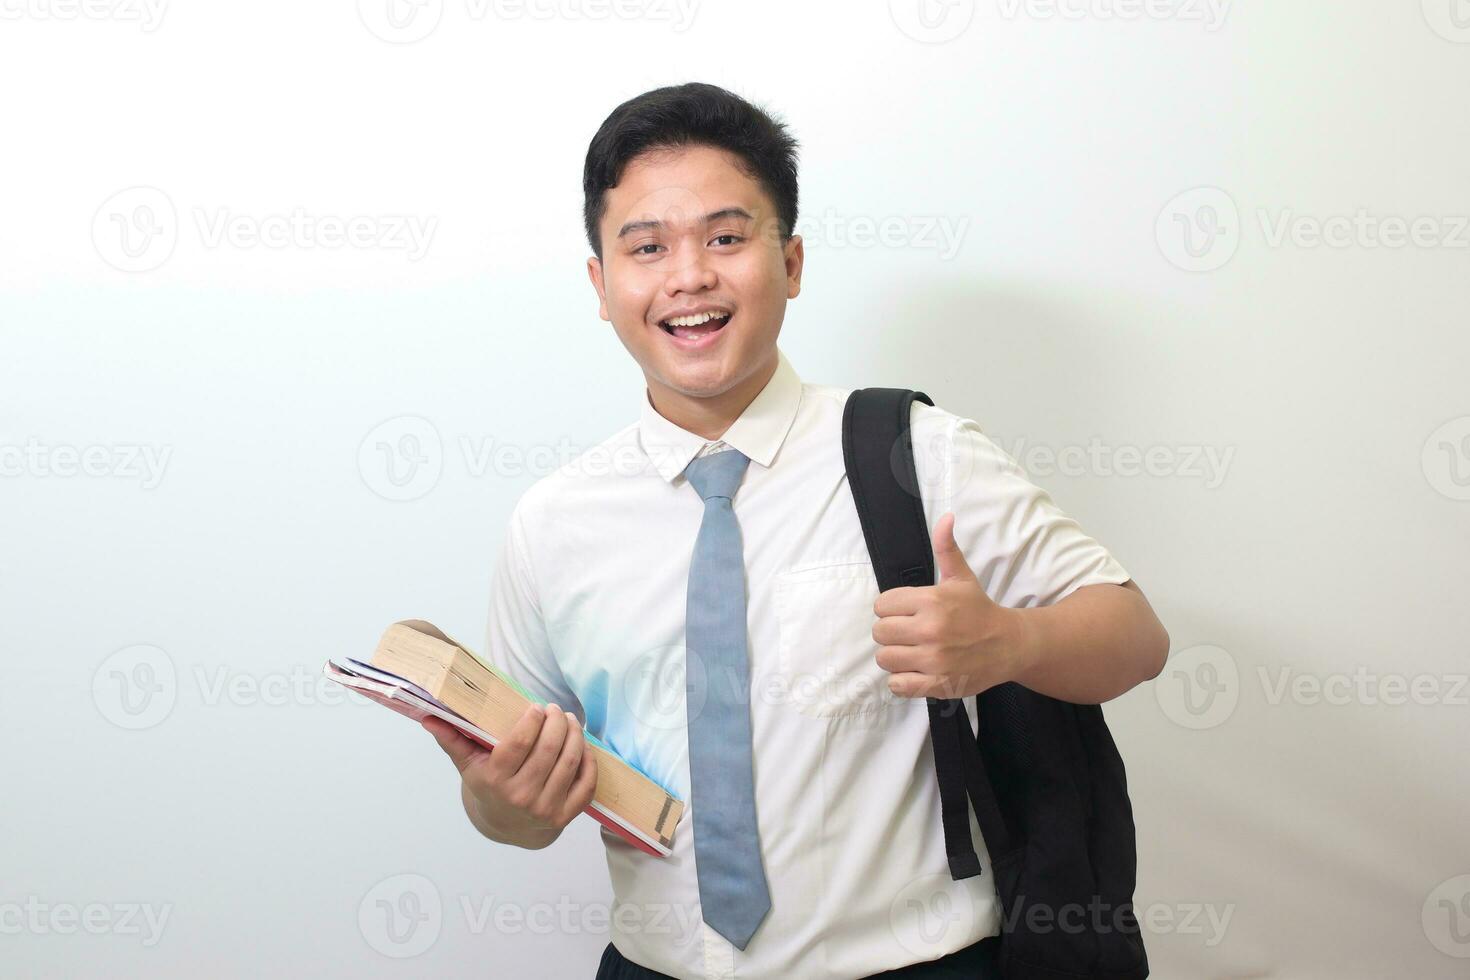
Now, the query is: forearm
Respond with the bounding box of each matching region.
[1009,580,1169,704]
[460,782,561,850]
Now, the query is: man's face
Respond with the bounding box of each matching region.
[587,144,802,403]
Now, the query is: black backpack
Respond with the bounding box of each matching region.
[842,387,1149,980]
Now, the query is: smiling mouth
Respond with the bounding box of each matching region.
[659,312,732,341]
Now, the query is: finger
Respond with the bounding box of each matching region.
[486,703,547,779]
[512,701,569,788]
[886,671,935,699]
[875,645,928,675]
[872,614,926,647]
[535,712,585,814]
[562,742,600,824]
[874,586,926,618]
[422,716,492,775]
[933,512,978,584]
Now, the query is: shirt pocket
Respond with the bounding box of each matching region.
[773,559,904,718]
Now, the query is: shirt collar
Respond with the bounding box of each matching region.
[637,347,803,484]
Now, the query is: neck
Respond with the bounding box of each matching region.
[646,351,780,442]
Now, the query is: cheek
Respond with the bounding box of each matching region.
[604,269,656,320]
[734,275,786,329]
[728,262,780,309]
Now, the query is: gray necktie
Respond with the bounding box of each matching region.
[682,448,771,951]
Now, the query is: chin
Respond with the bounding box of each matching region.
[656,357,738,394]
[662,368,731,398]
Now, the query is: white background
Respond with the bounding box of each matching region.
[2,0,1468,977]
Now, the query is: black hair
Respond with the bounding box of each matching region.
[582,82,800,261]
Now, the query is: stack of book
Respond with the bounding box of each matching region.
[324,620,683,856]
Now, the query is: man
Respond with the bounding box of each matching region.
[422,81,1169,980]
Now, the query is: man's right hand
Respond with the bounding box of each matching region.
[422,702,598,850]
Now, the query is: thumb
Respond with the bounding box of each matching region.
[422,716,492,776]
[932,512,977,584]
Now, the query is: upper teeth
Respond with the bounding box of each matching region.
[665,311,728,327]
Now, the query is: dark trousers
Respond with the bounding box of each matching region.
[595,934,1001,979]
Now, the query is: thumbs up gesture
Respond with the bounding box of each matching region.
[872,512,1029,700]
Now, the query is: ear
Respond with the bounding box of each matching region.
[586,255,609,321]
[785,234,804,299]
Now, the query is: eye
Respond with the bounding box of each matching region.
[710,234,743,247]
[634,243,664,256]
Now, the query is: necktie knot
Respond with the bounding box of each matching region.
[683,448,751,502]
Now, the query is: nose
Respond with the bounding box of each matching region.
[662,239,718,297]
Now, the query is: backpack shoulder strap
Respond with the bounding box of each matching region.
[843,387,1017,880]
[840,387,976,881]
[840,387,938,592]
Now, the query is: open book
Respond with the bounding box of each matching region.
[323,620,683,857]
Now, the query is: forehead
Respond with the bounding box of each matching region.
[604,144,770,232]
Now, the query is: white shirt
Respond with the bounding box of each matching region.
[483,348,1130,979]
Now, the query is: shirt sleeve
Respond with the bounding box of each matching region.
[935,416,1131,609]
[482,497,585,717]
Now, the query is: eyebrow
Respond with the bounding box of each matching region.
[616,207,755,239]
